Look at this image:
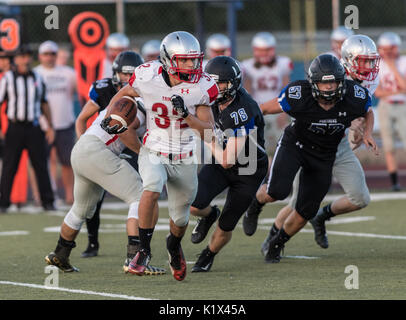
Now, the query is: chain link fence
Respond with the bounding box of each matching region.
[2,0,406,58]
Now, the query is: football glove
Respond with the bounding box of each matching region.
[100,116,128,134]
[171,94,189,118]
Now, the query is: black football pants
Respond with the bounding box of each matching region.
[0,122,54,207]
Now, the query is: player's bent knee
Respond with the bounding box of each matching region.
[63,209,85,231]
[349,192,370,209]
[268,188,290,201]
[172,214,189,228]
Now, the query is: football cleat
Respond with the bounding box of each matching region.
[128,249,151,276]
[243,198,264,236]
[45,252,79,272]
[261,233,272,256]
[192,247,215,273]
[80,242,99,258]
[191,206,220,244]
[264,239,284,264]
[123,258,166,275]
[167,236,187,281]
[309,216,329,249]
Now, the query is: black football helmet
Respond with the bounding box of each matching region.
[112,51,144,86]
[204,55,242,104]
[308,53,346,104]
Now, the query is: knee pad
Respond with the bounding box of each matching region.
[63,209,85,231]
[171,213,189,228]
[127,201,139,219]
[349,192,370,209]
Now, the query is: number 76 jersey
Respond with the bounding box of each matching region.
[129,60,218,154]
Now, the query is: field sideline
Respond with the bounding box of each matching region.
[1,193,406,300]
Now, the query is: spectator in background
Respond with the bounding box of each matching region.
[329,26,354,59]
[141,40,161,62]
[375,32,406,191]
[35,41,77,204]
[103,33,129,78]
[56,47,71,66]
[242,31,293,157]
[202,33,231,69]
[0,44,55,212]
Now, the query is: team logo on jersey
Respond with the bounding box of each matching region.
[181,89,190,94]
[338,112,347,117]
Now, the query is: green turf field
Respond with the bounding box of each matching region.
[1,198,406,300]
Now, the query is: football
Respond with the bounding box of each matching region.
[105,96,138,132]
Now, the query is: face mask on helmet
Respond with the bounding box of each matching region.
[347,54,380,81]
[167,54,204,83]
[311,80,345,105]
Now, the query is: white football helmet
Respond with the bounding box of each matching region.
[331,26,354,58]
[251,32,276,65]
[378,32,402,59]
[141,40,161,62]
[205,33,231,58]
[341,35,380,81]
[160,31,204,83]
[106,33,130,49]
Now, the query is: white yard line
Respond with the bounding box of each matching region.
[0,231,30,236]
[0,280,153,300]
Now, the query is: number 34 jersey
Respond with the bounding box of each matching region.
[277,79,371,158]
[129,60,219,154]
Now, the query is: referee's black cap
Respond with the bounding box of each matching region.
[14,44,33,56]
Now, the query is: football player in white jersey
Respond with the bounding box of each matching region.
[45,95,145,272]
[244,35,381,253]
[202,33,231,70]
[241,31,293,156]
[375,32,406,191]
[102,33,130,78]
[329,26,354,59]
[141,40,161,62]
[104,31,218,281]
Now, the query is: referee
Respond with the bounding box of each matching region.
[0,44,55,212]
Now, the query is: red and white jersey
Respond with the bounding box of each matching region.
[129,60,218,154]
[241,56,293,105]
[84,98,146,156]
[378,55,406,102]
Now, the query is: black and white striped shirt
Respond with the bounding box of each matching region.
[0,70,47,123]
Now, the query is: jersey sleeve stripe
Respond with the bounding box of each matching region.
[208,84,219,104]
[278,91,291,112]
[128,72,136,87]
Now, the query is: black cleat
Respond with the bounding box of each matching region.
[243,199,264,236]
[192,247,215,273]
[309,217,329,249]
[81,242,99,258]
[261,233,272,256]
[191,206,220,244]
[45,252,79,272]
[264,240,284,264]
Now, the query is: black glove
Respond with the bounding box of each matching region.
[100,116,128,134]
[171,94,189,118]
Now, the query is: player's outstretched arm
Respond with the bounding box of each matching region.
[75,100,100,138]
[260,97,283,115]
[362,108,378,155]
